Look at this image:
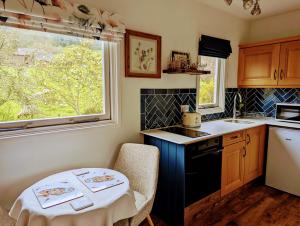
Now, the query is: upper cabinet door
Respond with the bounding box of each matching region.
[238,44,280,87]
[278,40,300,87]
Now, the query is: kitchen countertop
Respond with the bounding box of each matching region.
[141,118,300,145]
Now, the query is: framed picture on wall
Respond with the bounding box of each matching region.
[125,29,161,78]
[171,51,190,70]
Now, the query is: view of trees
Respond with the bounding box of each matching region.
[198,56,216,105]
[0,26,104,122]
[199,75,215,104]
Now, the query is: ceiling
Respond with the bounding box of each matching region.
[195,0,300,20]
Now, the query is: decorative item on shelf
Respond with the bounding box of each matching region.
[171,51,190,70]
[197,57,208,71]
[125,29,161,78]
[163,51,210,75]
[224,0,261,16]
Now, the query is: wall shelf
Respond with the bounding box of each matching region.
[163,69,211,75]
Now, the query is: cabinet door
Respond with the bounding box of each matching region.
[221,142,245,197]
[238,44,280,87]
[244,126,266,184]
[278,40,300,87]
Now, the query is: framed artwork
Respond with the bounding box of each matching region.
[171,51,190,69]
[125,29,161,78]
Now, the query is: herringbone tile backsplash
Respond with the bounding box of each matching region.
[140,88,300,130]
[141,89,196,130]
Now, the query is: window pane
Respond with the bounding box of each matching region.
[198,56,217,106]
[0,26,105,123]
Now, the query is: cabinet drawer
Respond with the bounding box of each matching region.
[223,130,245,146]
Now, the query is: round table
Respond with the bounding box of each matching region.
[9,168,137,226]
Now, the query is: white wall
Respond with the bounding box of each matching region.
[0,0,249,208]
[248,9,300,42]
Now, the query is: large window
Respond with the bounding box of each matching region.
[197,56,225,115]
[0,26,113,130]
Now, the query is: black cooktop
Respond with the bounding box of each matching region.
[161,127,210,138]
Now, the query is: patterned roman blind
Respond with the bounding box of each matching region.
[0,0,125,41]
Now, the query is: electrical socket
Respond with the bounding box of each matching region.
[181,105,189,113]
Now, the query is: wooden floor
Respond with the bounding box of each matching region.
[140,184,300,226]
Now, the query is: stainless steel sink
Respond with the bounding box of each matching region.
[224,119,255,124]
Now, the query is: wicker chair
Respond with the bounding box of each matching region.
[0,206,15,226]
[113,143,159,226]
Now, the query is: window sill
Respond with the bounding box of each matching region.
[0,120,118,140]
[198,106,224,115]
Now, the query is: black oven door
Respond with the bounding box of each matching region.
[185,142,222,207]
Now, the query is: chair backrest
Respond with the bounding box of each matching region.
[113,143,159,200]
[0,206,15,226]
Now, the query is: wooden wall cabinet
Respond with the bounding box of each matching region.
[238,44,280,87]
[238,36,300,88]
[279,40,300,86]
[221,126,266,196]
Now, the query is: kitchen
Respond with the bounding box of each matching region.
[0,1,300,226]
[139,1,300,225]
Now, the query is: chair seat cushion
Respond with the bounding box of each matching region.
[133,191,147,211]
[0,206,15,226]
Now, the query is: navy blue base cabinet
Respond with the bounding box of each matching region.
[144,135,185,226]
[144,135,222,226]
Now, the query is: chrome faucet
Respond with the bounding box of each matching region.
[233,92,242,119]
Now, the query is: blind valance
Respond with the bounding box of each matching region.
[0,0,125,41]
[198,35,232,59]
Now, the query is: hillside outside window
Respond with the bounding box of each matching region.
[197,56,225,115]
[0,26,114,131]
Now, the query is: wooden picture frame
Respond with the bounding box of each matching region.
[125,29,161,78]
[171,51,190,69]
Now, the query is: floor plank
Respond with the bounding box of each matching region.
[140,185,300,226]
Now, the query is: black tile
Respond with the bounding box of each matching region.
[155,89,168,94]
[141,95,145,114]
[226,88,238,93]
[141,113,145,130]
[179,89,190,94]
[141,89,155,95]
[167,89,179,94]
[189,88,197,94]
[141,87,300,130]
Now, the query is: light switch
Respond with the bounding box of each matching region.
[181,105,189,113]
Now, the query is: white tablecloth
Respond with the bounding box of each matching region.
[9,168,137,226]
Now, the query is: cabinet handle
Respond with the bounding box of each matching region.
[280,69,284,80]
[246,134,251,145]
[243,147,247,157]
[273,69,277,80]
[231,135,239,140]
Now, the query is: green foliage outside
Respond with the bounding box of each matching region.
[198,56,216,105]
[198,76,215,104]
[0,26,104,122]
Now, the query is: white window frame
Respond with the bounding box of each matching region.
[0,31,120,136]
[196,57,225,115]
